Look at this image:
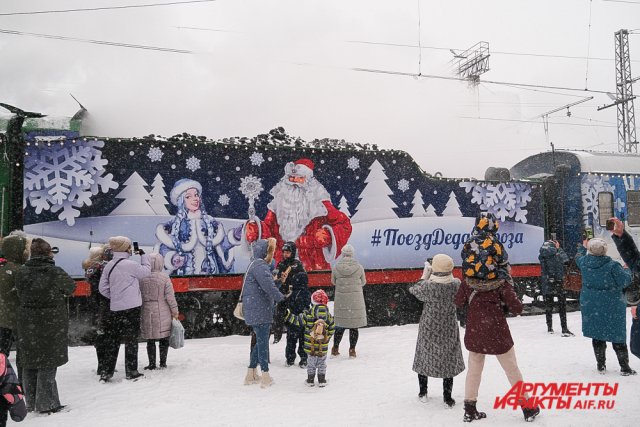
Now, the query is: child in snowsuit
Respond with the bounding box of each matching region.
[285,289,335,387]
[461,212,509,282]
[0,353,26,426]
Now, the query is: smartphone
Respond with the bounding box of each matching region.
[133,241,140,254]
[606,219,615,231]
[583,227,594,240]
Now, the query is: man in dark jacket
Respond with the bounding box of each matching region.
[285,272,311,367]
[0,231,29,356]
[538,240,573,336]
[271,241,305,345]
[15,238,75,414]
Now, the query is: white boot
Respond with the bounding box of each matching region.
[260,371,274,389]
[244,368,261,385]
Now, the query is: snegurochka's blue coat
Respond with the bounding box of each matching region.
[576,246,631,343]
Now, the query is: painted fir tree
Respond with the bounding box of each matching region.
[149,173,170,215]
[339,196,351,217]
[424,204,438,217]
[441,191,463,216]
[410,190,426,217]
[351,160,398,223]
[109,171,156,216]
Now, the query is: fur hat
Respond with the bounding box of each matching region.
[341,244,354,257]
[82,246,105,270]
[587,238,608,256]
[430,254,455,283]
[109,236,132,253]
[169,178,202,206]
[311,289,329,306]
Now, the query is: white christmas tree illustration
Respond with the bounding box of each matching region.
[425,204,438,217]
[339,196,351,217]
[149,173,170,215]
[409,190,426,217]
[109,171,156,216]
[441,191,463,216]
[351,160,398,223]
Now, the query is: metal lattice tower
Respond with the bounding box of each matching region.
[453,41,490,84]
[615,29,637,153]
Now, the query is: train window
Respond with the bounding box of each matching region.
[628,191,640,226]
[597,192,614,226]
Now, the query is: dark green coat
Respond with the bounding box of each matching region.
[15,257,76,369]
[0,234,28,329]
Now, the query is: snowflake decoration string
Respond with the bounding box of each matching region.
[185,156,201,172]
[24,139,119,226]
[249,152,265,167]
[459,182,532,223]
[347,156,360,171]
[397,179,410,192]
[147,146,164,162]
[218,194,230,206]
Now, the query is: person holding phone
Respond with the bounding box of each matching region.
[609,217,640,273]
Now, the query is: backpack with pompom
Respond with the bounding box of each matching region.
[309,319,327,355]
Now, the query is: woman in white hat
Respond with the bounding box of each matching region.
[155,179,242,275]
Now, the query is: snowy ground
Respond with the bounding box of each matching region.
[19,311,640,427]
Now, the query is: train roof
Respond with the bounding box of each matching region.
[510,150,640,179]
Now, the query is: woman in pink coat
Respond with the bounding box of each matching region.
[139,253,179,370]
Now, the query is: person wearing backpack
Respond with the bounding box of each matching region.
[538,240,573,336]
[285,289,335,387]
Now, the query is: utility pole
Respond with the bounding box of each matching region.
[597,29,638,153]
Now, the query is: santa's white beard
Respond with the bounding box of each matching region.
[268,178,330,242]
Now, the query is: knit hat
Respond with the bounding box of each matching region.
[109,236,132,253]
[587,238,608,256]
[430,254,455,283]
[311,289,329,306]
[474,212,499,233]
[82,246,105,270]
[341,244,354,257]
[169,178,202,206]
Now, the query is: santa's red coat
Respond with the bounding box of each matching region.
[259,200,352,271]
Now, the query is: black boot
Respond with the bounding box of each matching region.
[418,374,428,402]
[593,340,606,373]
[306,373,315,387]
[126,370,144,380]
[159,338,169,369]
[463,400,486,422]
[145,340,156,370]
[613,343,637,376]
[443,378,455,407]
[522,406,541,422]
[318,374,327,387]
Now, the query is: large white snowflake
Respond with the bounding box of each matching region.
[185,156,201,172]
[218,194,230,206]
[147,146,163,162]
[459,182,532,223]
[24,139,119,225]
[397,179,410,192]
[249,152,265,167]
[347,156,360,171]
[581,175,616,233]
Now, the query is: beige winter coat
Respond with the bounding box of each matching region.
[331,255,367,329]
[139,254,179,339]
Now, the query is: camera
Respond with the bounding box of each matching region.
[133,241,140,254]
[605,219,615,231]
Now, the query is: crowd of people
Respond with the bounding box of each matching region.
[0,211,638,424]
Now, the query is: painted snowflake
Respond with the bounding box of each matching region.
[459,182,532,223]
[147,146,163,162]
[347,156,360,171]
[24,139,119,226]
[397,179,410,192]
[249,152,265,167]
[185,156,201,172]
[218,194,230,206]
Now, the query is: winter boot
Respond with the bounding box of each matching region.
[418,374,428,402]
[159,341,169,369]
[99,373,112,383]
[145,341,156,370]
[443,378,455,407]
[126,370,144,381]
[593,340,607,373]
[331,346,340,357]
[306,373,315,387]
[299,359,307,368]
[522,406,541,422]
[318,374,327,387]
[545,314,553,334]
[260,371,274,389]
[243,368,261,385]
[614,345,637,376]
[349,348,357,359]
[463,400,486,423]
[561,330,575,337]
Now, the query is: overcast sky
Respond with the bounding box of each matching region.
[0,0,638,177]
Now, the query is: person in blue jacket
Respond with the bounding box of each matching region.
[576,237,635,375]
[242,238,284,388]
[538,240,573,336]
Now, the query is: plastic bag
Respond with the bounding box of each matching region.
[233,302,244,320]
[169,319,185,349]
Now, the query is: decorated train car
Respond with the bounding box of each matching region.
[0,105,557,339]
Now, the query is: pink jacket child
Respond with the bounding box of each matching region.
[0,353,26,425]
[139,253,179,370]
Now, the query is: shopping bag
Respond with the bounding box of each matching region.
[233,302,244,320]
[169,319,185,349]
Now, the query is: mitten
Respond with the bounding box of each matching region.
[421,261,432,280]
[315,228,331,247]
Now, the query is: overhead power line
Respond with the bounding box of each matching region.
[0,28,192,54]
[459,116,616,128]
[0,0,217,16]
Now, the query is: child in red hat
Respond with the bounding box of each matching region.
[285,288,335,387]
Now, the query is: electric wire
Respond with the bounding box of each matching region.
[585,0,593,89]
[0,0,217,16]
[458,116,616,128]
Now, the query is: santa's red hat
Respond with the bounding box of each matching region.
[291,158,314,178]
[311,289,329,306]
